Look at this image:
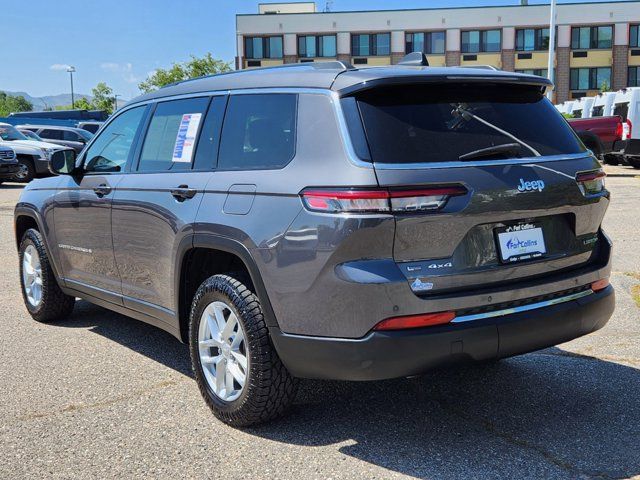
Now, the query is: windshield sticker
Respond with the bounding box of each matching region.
[172,113,202,163]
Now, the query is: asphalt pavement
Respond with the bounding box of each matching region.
[0,177,639,480]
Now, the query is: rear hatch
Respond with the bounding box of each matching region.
[344,82,609,295]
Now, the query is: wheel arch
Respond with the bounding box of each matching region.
[14,206,65,287]
[175,234,279,343]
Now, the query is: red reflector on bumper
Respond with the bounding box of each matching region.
[591,278,609,292]
[374,311,456,331]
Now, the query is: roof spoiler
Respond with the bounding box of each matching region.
[397,52,429,67]
[463,65,501,71]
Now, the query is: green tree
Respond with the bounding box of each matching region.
[0,92,33,116]
[91,82,114,113]
[55,82,115,114]
[138,53,231,93]
[55,97,91,111]
[600,80,611,93]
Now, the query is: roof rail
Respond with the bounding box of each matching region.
[397,52,430,67]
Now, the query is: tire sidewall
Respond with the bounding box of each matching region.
[19,231,48,316]
[189,279,255,416]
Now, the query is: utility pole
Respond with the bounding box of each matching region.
[113,94,120,113]
[67,66,76,109]
[546,0,557,101]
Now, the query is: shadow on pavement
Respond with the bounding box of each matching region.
[56,301,640,479]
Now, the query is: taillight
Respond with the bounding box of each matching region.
[576,169,606,196]
[615,121,623,140]
[373,311,456,331]
[591,278,610,292]
[623,119,632,141]
[301,186,467,214]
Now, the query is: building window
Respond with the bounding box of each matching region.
[516,69,549,78]
[630,67,640,87]
[405,31,445,55]
[351,33,391,56]
[461,30,501,53]
[515,28,550,51]
[298,35,337,58]
[571,26,613,50]
[570,67,611,90]
[244,36,284,59]
[631,25,639,48]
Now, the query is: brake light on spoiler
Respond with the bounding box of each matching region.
[301,186,467,214]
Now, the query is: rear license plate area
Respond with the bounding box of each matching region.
[495,223,546,264]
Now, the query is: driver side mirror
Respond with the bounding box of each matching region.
[48,149,77,175]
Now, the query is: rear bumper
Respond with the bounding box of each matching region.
[611,139,640,158]
[271,285,614,381]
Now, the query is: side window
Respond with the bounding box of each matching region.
[40,129,63,140]
[137,97,210,172]
[84,106,146,173]
[62,130,80,141]
[218,94,297,171]
[193,96,228,170]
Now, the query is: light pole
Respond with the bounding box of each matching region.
[113,94,120,112]
[546,0,557,101]
[67,66,76,109]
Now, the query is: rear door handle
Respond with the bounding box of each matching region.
[171,185,197,201]
[93,184,112,197]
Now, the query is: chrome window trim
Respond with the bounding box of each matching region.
[451,289,594,324]
[373,152,592,170]
[123,87,374,171]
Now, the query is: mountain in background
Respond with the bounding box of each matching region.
[2,91,93,110]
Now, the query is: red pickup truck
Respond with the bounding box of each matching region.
[567,115,624,164]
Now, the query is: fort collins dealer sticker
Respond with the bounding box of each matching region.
[496,223,547,263]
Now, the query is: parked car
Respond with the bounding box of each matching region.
[0,123,61,182]
[77,121,104,134]
[15,61,614,427]
[17,125,93,154]
[609,87,640,168]
[17,129,44,141]
[567,115,623,163]
[0,145,20,183]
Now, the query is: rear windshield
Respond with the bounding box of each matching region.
[614,102,629,121]
[352,84,585,164]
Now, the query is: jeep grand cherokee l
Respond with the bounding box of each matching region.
[14,60,614,427]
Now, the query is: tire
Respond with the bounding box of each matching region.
[603,154,620,166]
[14,157,35,183]
[189,274,298,427]
[19,228,75,322]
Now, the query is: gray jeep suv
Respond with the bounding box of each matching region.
[14,60,615,427]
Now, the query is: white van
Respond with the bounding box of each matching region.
[590,92,617,117]
[562,100,575,115]
[612,87,640,168]
[569,97,595,119]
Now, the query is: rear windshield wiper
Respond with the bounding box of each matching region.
[459,143,523,161]
[452,104,541,157]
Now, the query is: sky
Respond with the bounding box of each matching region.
[1,0,631,100]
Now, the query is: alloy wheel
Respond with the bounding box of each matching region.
[22,244,43,307]
[198,301,248,402]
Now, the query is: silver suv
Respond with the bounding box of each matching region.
[14,60,614,426]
